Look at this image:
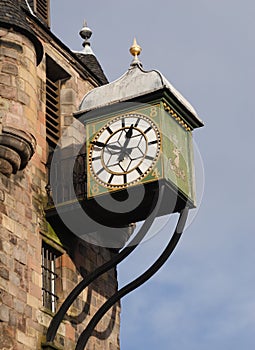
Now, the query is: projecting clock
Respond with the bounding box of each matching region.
[88,113,161,190]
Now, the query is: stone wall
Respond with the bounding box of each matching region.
[0,29,37,174]
[0,24,121,350]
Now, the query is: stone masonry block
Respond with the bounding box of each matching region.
[0,324,14,349]
[64,114,74,124]
[0,85,17,99]
[36,309,51,328]
[0,47,19,60]
[2,214,15,233]
[0,39,23,53]
[0,303,10,322]
[0,74,11,86]
[16,77,25,91]
[0,288,13,308]
[29,282,42,299]
[5,194,15,208]
[27,294,40,309]
[14,299,25,313]
[8,283,26,302]
[10,100,23,115]
[13,245,27,265]
[17,330,36,348]
[12,222,27,240]
[0,252,7,265]
[31,270,41,286]
[23,45,36,63]
[9,271,20,286]
[0,266,9,280]
[61,88,76,104]
[1,63,18,76]
[19,66,34,85]
[17,90,30,105]
[0,97,9,112]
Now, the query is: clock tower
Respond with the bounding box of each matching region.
[72,39,203,230]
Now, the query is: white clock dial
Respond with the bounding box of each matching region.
[89,113,161,188]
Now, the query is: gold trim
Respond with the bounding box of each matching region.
[163,102,191,131]
[88,113,161,190]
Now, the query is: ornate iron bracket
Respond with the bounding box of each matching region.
[45,183,189,349]
[46,184,164,345]
[75,207,188,349]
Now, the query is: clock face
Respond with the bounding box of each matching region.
[88,113,161,189]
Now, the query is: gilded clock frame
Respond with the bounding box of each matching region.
[86,104,163,198]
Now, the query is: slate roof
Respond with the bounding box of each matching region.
[75,52,108,85]
[0,0,43,65]
[1,1,107,85]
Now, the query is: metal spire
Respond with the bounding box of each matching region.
[79,20,94,55]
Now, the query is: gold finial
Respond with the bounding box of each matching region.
[129,38,142,64]
[130,38,142,58]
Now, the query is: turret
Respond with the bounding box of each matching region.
[0,0,43,174]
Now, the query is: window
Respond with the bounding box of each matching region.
[28,0,50,26]
[27,1,50,26]
[46,56,70,149]
[36,0,49,24]
[46,76,60,148]
[41,241,62,313]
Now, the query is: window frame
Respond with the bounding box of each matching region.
[45,55,70,149]
[35,0,50,26]
[41,241,62,313]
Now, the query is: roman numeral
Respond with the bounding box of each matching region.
[148,140,157,145]
[92,156,101,161]
[106,126,113,134]
[108,174,114,184]
[136,167,143,176]
[122,119,125,128]
[96,168,104,176]
[144,126,152,134]
[123,174,127,184]
[135,118,140,127]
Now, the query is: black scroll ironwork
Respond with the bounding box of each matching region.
[75,207,189,350]
[46,183,164,344]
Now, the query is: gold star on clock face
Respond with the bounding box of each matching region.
[88,113,161,189]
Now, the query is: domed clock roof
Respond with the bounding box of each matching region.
[78,39,203,129]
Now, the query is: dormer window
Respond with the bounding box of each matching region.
[36,0,50,26]
[27,0,50,26]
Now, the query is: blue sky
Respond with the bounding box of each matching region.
[51,1,255,349]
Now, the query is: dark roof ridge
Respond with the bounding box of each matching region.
[75,52,108,85]
[21,5,108,86]
[1,1,108,85]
